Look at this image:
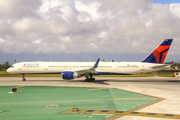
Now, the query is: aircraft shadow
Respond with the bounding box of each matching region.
[24,78,180,86]
[95,79,180,83]
[24,79,110,85]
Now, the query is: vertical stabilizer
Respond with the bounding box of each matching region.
[142,39,173,64]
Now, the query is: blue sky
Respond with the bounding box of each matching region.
[153,0,180,4]
[1,51,179,65]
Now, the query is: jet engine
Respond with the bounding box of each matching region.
[62,71,82,80]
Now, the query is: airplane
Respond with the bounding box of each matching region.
[7,39,173,82]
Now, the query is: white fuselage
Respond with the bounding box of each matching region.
[6,39,173,80]
[7,61,169,75]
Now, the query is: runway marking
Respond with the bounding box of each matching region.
[106,114,123,120]
[114,98,159,100]
[128,98,164,112]
[61,87,165,120]
[88,88,102,91]
[11,85,26,88]
[61,110,180,119]
[46,105,59,107]
[88,88,108,91]
[0,99,112,105]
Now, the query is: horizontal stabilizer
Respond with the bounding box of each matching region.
[150,64,170,70]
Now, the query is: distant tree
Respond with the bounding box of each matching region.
[178,61,180,69]
[4,61,10,69]
[165,61,180,70]
[165,61,174,64]
[14,60,16,63]
[0,62,11,70]
[171,64,175,70]
[175,62,178,68]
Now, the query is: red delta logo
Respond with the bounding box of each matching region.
[153,46,170,64]
[23,64,26,66]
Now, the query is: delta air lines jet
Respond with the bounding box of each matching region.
[7,39,173,81]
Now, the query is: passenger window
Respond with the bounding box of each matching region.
[176,73,178,75]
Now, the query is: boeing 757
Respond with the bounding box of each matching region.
[7,39,173,81]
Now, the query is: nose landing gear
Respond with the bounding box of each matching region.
[21,74,26,81]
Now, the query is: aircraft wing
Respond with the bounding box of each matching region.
[74,68,97,75]
[63,58,100,75]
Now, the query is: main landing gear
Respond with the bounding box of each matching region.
[22,74,26,81]
[85,74,95,82]
[85,78,95,82]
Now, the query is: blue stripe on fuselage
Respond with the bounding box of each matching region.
[95,72,132,75]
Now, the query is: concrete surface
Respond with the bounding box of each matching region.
[0,76,180,120]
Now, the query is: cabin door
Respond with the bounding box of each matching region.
[44,65,48,70]
[18,66,21,70]
[114,65,118,69]
[141,65,145,73]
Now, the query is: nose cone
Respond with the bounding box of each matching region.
[7,68,11,73]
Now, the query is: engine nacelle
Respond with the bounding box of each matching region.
[62,71,81,80]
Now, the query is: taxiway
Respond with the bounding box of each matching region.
[0,77,180,120]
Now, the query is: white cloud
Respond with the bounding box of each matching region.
[0,0,42,19]
[170,3,180,18]
[0,0,180,55]
[0,38,5,43]
[98,31,107,38]
[33,39,41,44]
[75,0,102,21]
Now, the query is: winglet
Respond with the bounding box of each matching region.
[93,58,100,68]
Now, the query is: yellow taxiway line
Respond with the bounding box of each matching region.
[61,110,180,119]
[88,88,109,91]
[11,85,26,88]
[114,98,159,100]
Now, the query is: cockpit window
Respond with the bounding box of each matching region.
[11,66,14,68]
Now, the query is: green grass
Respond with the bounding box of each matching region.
[0,71,174,77]
[156,71,174,77]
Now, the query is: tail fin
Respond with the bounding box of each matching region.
[142,39,173,64]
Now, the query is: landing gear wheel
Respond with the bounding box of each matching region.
[85,79,89,82]
[22,74,26,81]
[84,78,95,82]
